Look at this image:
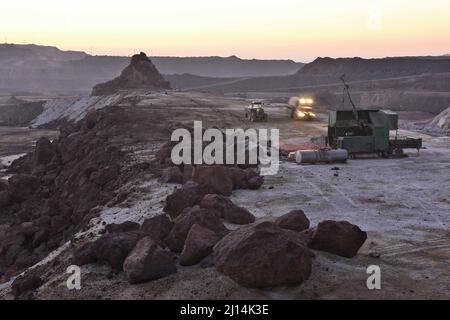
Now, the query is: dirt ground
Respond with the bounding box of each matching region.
[1,91,449,299]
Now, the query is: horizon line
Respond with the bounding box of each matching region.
[1,42,449,64]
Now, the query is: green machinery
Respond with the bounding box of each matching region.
[327,76,422,157]
[245,101,268,122]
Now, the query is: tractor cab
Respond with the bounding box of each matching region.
[245,101,268,122]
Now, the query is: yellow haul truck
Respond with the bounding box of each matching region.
[291,97,316,121]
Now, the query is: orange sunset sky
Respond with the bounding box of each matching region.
[1,0,449,62]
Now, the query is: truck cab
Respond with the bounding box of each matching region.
[292,97,316,121]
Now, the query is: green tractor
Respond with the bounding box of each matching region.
[245,101,268,122]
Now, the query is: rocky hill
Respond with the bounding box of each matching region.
[0,44,303,93]
[297,57,450,82]
[154,55,302,77]
[202,56,450,92]
[0,43,88,62]
[91,52,170,96]
[189,56,450,114]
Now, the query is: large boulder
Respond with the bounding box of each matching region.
[192,166,233,196]
[165,206,228,253]
[309,220,367,258]
[213,221,312,288]
[140,215,174,243]
[275,210,310,232]
[74,231,146,270]
[199,194,255,225]
[7,174,40,202]
[163,182,206,219]
[123,237,177,284]
[180,224,220,266]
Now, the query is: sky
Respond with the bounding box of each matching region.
[1,0,450,62]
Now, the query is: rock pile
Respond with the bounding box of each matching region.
[3,111,369,295]
[70,153,264,285]
[163,166,263,219]
[65,134,367,290]
[68,186,367,291]
[91,52,170,96]
[0,109,145,281]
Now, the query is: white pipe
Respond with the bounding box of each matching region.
[295,149,348,164]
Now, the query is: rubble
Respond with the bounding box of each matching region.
[0,109,141,279]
